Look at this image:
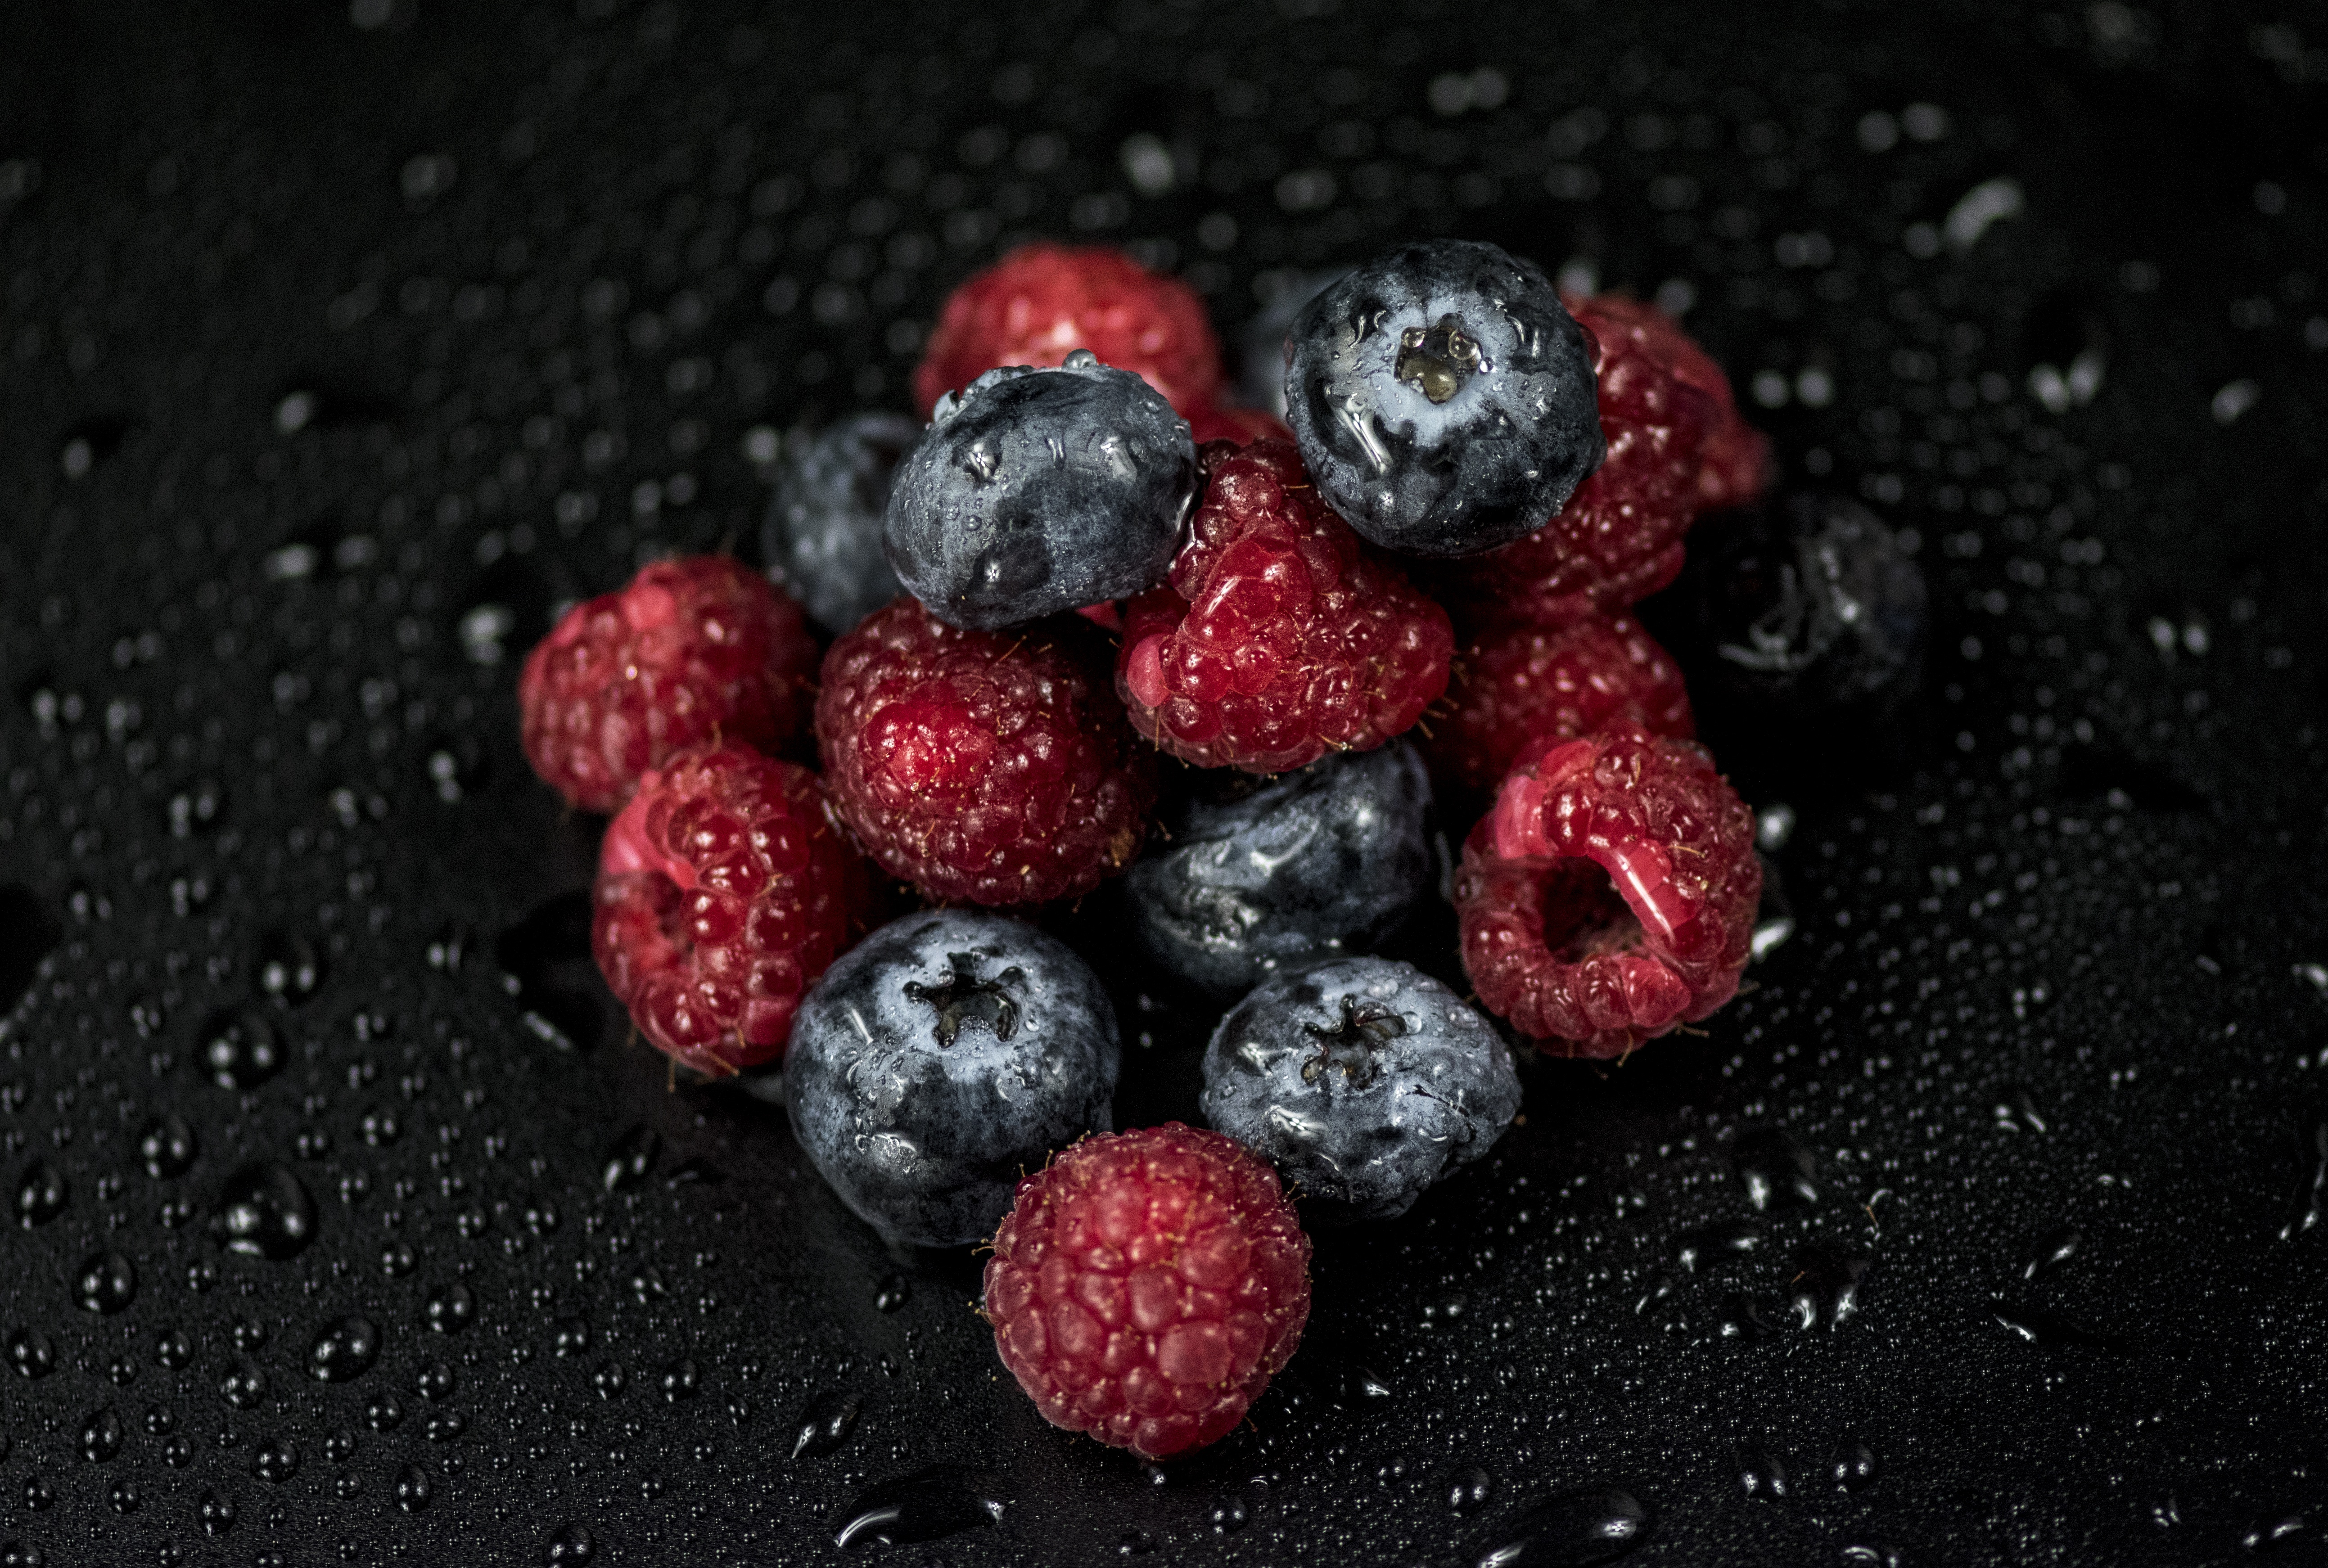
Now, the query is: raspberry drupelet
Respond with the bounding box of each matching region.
[1425,614,1695,799]
[1439,294,1764,628]
[984,1123,1311,1460]
[913,243,1224,417]
[591,743,869,1076]
[817,598,1157,906]
[519,555,819,813]
[1115,439,1454,774]
[1456,725,1759,1057]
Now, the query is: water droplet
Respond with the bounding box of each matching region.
[137,1116,199,1178]
[2022,1226,2082,1281]
[2280,1122,2327,1242]
[1209,1494,1250,1533]
[307,1316,380,1382]
[14,1161,68,1227]
[1839,1546,1903,1568]
[199,1009,285,1090]
[1787,1245,1869,1329]
[79,1407,124,1462]
[1736,1444,1788,1499]
[425,1281,476,1334]
[6,1327,56,1379]
[1991,1084,2048,1135]
[665,1156,724,1185]
[416,1361,457,1401]
[602,1125,659,1191]
[255,930,324,1005]
[0,1541,40,1567]
[18,1476,51,1512]
[252,1436,300,1483]
[209,1162,318,1259]
[831,1466,1008,1550]
[659,1358,700,1402]
[1674,1220,1759,1273]
[874,1275,910,1312]
[154,1328,192,1369]
[791,1391,862,1460]
[1449,1467,1494,1513]
[2239,1511,2312,1552]
[1733,1129,1818,1211]
[72,1250,138,1314]
[366,1392,405,1430]
[1468,1485,1651,1566]
[545,1522,596,1564]
[552,1316,592,1357]
[395,1464,435,1513]
[1830,1438,1879,1492]
[220,1359,267,1410]
[1717,1293,1780,1341]
[1992,1302,2125,1351]
[198,1489,235,1534]
[592,1361,627,1399]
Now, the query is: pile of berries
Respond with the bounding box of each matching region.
[516,238,1802,1461]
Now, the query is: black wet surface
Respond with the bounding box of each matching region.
[3,1,2327,1563]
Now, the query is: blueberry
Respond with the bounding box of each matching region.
[762,413,918,636]
[1687,494,1929,722]
[1201,958,1520,1223]
[1123,742,1435,998]
[883,353,1197,630]
[1282,239,1602,558]
[784,910,1120,1248]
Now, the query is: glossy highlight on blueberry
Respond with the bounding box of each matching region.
[1284,239,1602,557]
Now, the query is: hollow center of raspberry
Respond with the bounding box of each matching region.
[1299,996,1407,1087]
[1541,860,1647,964]
[1394,313,1483,405]
[902,952,1023,1049]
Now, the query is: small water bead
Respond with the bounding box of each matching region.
[381,1241,417,1276]
[252,1437,300,1483]
[1449,1467,1494,1513]
[416,1362,457,1401]
[145,1405,176,1435]
[138,1116,198,1177]
[1733,1129,1818,1211]
[552,1316,591,1356]
[1831,1439,1880,1492]
[199,1489,236,1534]
[592,1361,627,1399]
[14,1160,68,1226]
[396,1464,435,1512]
[601,1125,660,1191]
[2022,1226,2082,1281]
[831,1467,1008,1551]
[1209,1494,1250,1534]
[425,1281,477,1334]
[365,1392,406,1431]
[1467,1485,1652,1566]
[221,1360,268,1409]
[6,1327,55,1379]
[73,1249,138,1313]
[2279,1122,2327,1242]
[1674,1220,1759,1273]
[874,1274,910,1312]
[1992,1302,2125,1351]
[1736,1444,1788,1499]
[108,1478,142,1514]
[1788,1246,1870,1329]
[154,1327,193,1369]
[210,1162,318,1259]
[545,1523,597,1564]
[790,1391,862,1460]
[80,1406,125,1462]
[256,930,325,1005]
[659,1358,700,1402]
[308,1316,381,1382]
[231,1316,268,1351]
[199,1009,285,1090]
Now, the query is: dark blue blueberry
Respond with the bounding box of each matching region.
[762,413,918,636]
[784,911,1120,1247]
[1687,495,1928,722]
[1282,239,1602,558]
[882,353,1197,630]
[1123,743,1434,997]
[1200,958,1520,1222]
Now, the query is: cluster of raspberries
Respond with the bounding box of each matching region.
[516,239,1768,1459]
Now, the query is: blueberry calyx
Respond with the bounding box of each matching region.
[1299,996,1408,1086]
[903,952,1023,1048]
[1394,314,1484,405]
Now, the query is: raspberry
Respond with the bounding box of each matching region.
[913,243,1223,417]
[817,598,1156,906]
[1424,615,1695,798]
[519,555,818,813]
[1436,295,1738,627]
[984,1123,1311,1460]
[591,743,868,1075]
[1455,725,1759,1057]
[1581,292,1770,514]
[1115,439,1454,773]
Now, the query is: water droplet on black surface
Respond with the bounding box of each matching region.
[791,1391,862,1460]
[831,1466,1007,1550]
[874,1274,910,1312]
[256,929,324,1005]
[396,1464,435,1513]
[602,1124,659,1191]
[199,1009,285,1090]
[2280,1122,2328,1242]
[252,1436,300,1482]
[660,1358,700,1401]
[79,1406,124,1462]
[220,1359,267,1409]
[138,1115,199,1177]
[552,1316,591,1357]
[426,1281,477,1333]
[1830,1438,1879,1492]
[1675,1219,1759,1273]
[72,1249,138,1313]
[665,1156,724,1185]
[1993,1302,2126,1351]
[366,1392,405,1431]
[1469,1485,1651,1566]
[154,1328,191,1369]
[0,884,62,1018]
[210,1162,317,1258]
[416,1361,457,1401]
[1450,1467,1495,1513]
[14,1161,68,1226]
[1717,1293,1781,1341]
[6,1327,55,1379]
[545,1521,596,1564]
[1992,1085,2049,1135]
[1787,1245,1869,1329]
[1736,1444,1788,1499]
[2022,1225,2082,1280]
[199,1489,235,1534]
[1210,1493,1251,1533]
[308,1316,380,1382]
[1733,1129,1818,1211]
[2239,1511,2312,1552]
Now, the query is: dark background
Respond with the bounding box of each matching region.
[4,0,2328,1563]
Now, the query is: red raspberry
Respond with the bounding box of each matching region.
[1455,725,1759,1057]
[984,1123,1311,1460]
[519,555,818,813]
[1438,294,1752,628]
[913,243,1224,417]
[1425,615,1695,798]
[1115,439,1454,773]
[1182,401,1291,448]
[591,743,868,1075]
[817,598,1156,906]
